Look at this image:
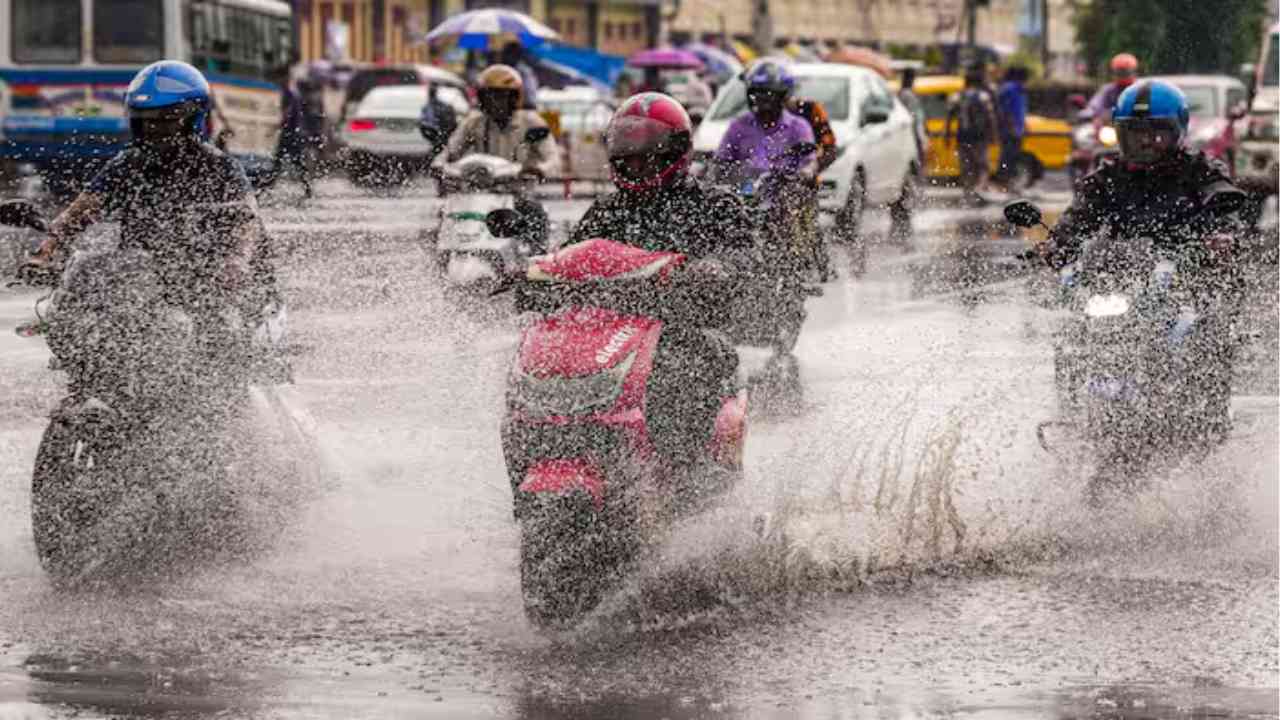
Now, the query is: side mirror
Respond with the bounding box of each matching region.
[1003,200,1043,228]
[1067,93,1087,111]
[0,200,47,231]
[862,105,890,125]
[486,208,523,239]
[524,127,550,144]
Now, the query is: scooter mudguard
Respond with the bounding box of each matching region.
[518,458,606,510]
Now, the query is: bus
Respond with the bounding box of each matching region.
[0,0,291,193]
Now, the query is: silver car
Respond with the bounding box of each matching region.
[340,85,468,186]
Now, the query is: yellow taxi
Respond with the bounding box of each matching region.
[906,75,1073,181]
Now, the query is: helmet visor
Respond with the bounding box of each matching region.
[747,88,786,117]
[605,115,689,159]
[1116,117,1181,164]
[478,88,518,119]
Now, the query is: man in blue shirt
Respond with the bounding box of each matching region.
[995,65,1029,189]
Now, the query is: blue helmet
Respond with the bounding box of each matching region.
[1113,80,1188,166]
[125,61,212,140]
[743,59,795,96]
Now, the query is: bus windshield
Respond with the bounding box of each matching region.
[94,0,165,63]
[12,0,82,63]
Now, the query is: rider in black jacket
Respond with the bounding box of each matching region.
[567,93,753,467]
[1044,80,1246,438]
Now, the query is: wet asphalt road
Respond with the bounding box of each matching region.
[0,178,1275,719]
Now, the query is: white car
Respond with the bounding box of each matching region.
[339,84,469,187]
[693,63,920,245]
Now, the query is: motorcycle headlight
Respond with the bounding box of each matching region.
[1084,293,1132,318]
[1073,125,1097,148]
[513,350,636,418]
[1098,125,1118,147]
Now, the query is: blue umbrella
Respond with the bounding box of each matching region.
[682,43,744,80]
[425,9,559,51]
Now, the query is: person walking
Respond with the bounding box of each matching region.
[995,65,1029,192]
[945,65,1000,205]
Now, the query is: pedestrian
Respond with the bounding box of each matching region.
[945,64,999,205]
[897,66,928,168]
[272,70,311,196]
[995,65,1029,192]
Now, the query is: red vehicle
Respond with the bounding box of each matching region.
[501,239,749,625]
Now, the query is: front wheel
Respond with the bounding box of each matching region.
[31,418,121,583]
[518,494,632,627]
[888,167,919,251]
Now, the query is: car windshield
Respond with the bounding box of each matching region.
[348,70,422,107]
[710,75,851,121]
[358,88,428,116]
[1176,85,1217,117]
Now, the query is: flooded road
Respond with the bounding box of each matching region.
[0,181,1275,719]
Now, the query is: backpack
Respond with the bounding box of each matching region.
[956,89,992,141]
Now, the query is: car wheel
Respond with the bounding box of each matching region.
[836,170,867,276]
[888,165,918,251]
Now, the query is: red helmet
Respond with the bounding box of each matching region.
[604,92,693,192]
[1110,53,1138,86]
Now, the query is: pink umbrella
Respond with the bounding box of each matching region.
[628,48,705,71]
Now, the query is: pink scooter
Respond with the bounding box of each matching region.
[500,238,748,625]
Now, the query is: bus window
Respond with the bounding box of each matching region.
[94,0,164,63]
[12,0,82,63]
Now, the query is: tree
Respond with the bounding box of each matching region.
[1072,0,1268,78]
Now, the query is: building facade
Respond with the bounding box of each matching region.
[296,0,433,63]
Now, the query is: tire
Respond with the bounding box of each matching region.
[518,494,632,627]
[888,165,919,251]
[837,170,867,276]
[30,418,120,584]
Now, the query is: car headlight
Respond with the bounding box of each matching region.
[513,350,636,418]
[1098,125,1118,147]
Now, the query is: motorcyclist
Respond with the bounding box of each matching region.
[712,60,818,282]
[442,64,558,254]
[1044,79,1246,438]
[26,61,274,347]
[1086,53,1139,126]
[564,92,754,469]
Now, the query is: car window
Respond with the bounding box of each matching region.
[359,88,428,114]
[709,75,851,122]
[868,76,894,105]
[1226,86,1247,114]
[918,93,950,121]
[1177,85,1217,117]
[348,70,422,107]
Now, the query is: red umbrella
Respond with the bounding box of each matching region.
[826,45,893,79]
[628,48,705,71]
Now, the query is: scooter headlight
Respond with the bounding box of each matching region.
[513,351,636,418]
[1084,293,1132,318]
[1098,125,1119,147]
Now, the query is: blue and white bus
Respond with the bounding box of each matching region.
[0,0,291,192]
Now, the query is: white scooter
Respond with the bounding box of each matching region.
[425,127,549,295]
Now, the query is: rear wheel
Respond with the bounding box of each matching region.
[837,171,867,276]
[888,166,919,251]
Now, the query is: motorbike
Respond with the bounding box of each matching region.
[1069,114,1121,183]
[1,199,297,585]
[1005,198,1242,501]
[720,143,823,410]
[499,238,749,625]
[424,127,550,295]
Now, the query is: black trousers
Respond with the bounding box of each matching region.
[644,327,738,464]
